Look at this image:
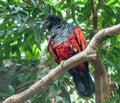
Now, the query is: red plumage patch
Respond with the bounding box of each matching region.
[48,27,87,74]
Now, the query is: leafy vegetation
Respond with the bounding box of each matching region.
[0,0,120,103]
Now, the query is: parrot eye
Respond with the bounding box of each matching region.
[44,20,50,26]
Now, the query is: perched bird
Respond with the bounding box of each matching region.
[41,14,95,97]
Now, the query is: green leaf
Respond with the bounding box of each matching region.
[32,6,41,19]
[71,3,79,26]
[103,5,114,17]
[0,30,5,37]
[5,42,10,58]
[55,96,64,102]
[81,2,91,20]
[42,4,50,14]
[102,18,112,27]
[8,85,15,94]
[60,85,71,103]
[19,10,29,22]
[33,23,41,46]
[110,37,116,45]
[114,8,120,24]
[16,47,21,58]
[0,92,11,99]
[16,23,25,35]
[0,0,6,7]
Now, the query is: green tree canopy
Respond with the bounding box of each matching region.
[0,0,120,103]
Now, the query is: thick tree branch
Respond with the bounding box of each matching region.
[90,0,117,102]
[3,24,120,103]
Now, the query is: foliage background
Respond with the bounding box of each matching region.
[0,0,120,103]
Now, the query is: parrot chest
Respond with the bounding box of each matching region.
[49,33,79,62]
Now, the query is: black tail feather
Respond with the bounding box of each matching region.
[72,72,95,97]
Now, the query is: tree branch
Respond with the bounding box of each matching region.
[3,24,120,103]
[90,0,112,102]
[90,0,100,30]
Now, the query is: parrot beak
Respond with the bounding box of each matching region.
[40,20,50,32]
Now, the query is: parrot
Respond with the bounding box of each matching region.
[41,14,95,97]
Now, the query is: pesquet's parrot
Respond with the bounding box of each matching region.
[41,14,95,97]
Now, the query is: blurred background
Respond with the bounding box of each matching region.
[0,0,120,103]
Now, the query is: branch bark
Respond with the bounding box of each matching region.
[3,24,120,103]
[90,0,111,102]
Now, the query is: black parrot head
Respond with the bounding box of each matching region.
[41,14,62,31]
